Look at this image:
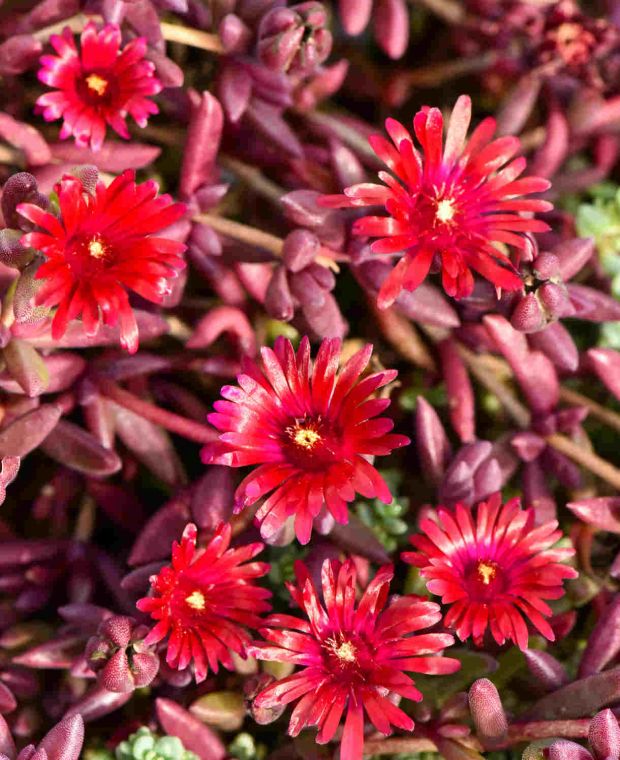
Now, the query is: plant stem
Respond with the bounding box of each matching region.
[403,53,497,88]
[559,386,620,434]
[412,0,465,24]
[220,155,284,205]
[457,344,531,428]
[546,433,620,491]
[33,14,223,54]
[159,22,224,53]
[98,380,217,445]
[304,111,379,164]
[194,213,340,272]
[33,13,87,41]
[370,302,437,372]
[363,737,437,756]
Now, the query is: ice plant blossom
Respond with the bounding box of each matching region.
[403,493,578,650]
[136,523,271,683]
[19,169,186,353]
[35,21,161,151]
[251,559,460,760]
[321,95,553,306]
[203,336,410,544]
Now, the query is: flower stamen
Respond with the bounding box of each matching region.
[85,73,109,97]
[185,590,206,610]
[88,236,108,260]
[436,198,456,224]
[477,561,497,585]
[325,636,357,664]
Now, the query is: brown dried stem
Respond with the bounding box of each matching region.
[194,213,340,272]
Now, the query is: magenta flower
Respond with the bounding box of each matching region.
[251,558,460,760]
[403,493,578,650]
[19,169,186,354]
[35,22,161,151]
[321,95,553,306]
[137,523,271,683]
[203,336,410,544]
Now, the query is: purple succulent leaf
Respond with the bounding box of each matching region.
[155,698,227,760]
[528,323,579,373]
[180,92,223,198]
[484,314,559,414]
[496,74,542,136]
[128,497,191,566]
[439,338,476,443]
[63,686,132,723]
[587,349,620,402]
[110,403,184,486]
[578,596,620,678]
[568,285,620,323]
[373,0,409,59]
[567,498,620,533]
[0,684,16,715]
[328,513,390,564]
[415,396,452,484]
[0,115,51,166]
[524,650,570,693]
[40,421,122,476]
[555,238,595,281]
[521,668,620,721]
[36,715,84,760]
[0,404,62,458]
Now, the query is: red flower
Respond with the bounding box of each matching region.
[136,523,271,683]
[321,95,553,306]
[35,22,161,151]
[403,493,578,650]
[202,337,409,545]
[19,169,186,354]
[251,559,459,760]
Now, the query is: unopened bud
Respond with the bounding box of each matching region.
[468,678,508,746]
[589,709,620,760]
[533,252,561,281]
[282,229,320,272]
[244,673,285,725]
[511,293,546,333]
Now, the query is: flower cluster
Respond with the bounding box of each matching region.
[1,2,619,760]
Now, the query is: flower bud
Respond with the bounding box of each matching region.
[2,173,48,230]
[264,265,295,321]
[85,616,159,693]
[511,293,546,333]
[538,282,573,319]
[282,229,320,272]
[0,229,35,270]
[244,674,285,725]
[589,709,620,760]
[469,678,508,745]
[258,2,332,75]
[532,252,561,281]
[218,14,252,53]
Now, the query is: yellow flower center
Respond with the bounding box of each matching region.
[86,73,109,97]
[293,427,321,449]
[326,637,357,664]
[88,237,108,260]
[477,561,497,585]
[185,590,206,610]
[436,198,456,223]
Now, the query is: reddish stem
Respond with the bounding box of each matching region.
[98,380,218,445]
